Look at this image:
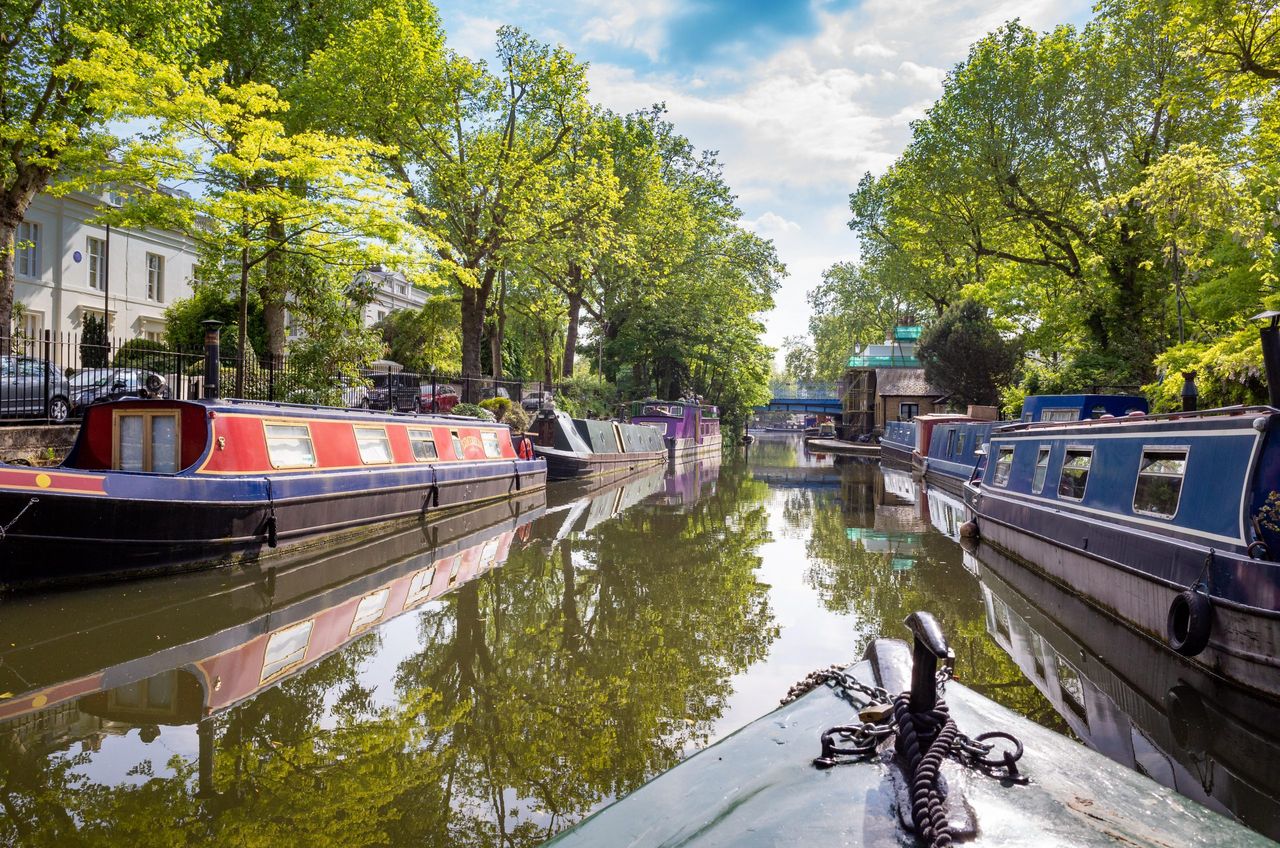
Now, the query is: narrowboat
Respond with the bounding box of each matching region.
[547,613,1267,847]
[531,409,668,481]
[629,398,723,460]
[969,540,1280,840]
[964,390,1280,698]
[880,419,917,463]
[0,490,543,734]
[0,394,546,588]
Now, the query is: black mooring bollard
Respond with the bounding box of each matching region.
[904,611,953,714]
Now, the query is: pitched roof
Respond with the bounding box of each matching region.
[875,367,944,398]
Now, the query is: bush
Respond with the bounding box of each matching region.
[479,396,513,418]
[452,402,496,421]
[554,373,615,419]
[112,338,172,371]
[503,405,530,433]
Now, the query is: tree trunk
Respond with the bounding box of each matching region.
[491,270,505,380]
[563,289,581,378]
[0,216,16,350]
[261,218,288,359]
[0,176,45,349]
[460,268,495,397]
[237,247,250,398]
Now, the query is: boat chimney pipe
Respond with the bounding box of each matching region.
[202,320,223,400]
[1257,312,1280,408]
[1180,371,1198,412]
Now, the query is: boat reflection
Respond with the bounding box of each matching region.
[968,540,1280,840]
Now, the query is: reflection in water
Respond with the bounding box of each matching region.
[1,433,1277,844]
[970,541,1280,839]
[0,457,778,846]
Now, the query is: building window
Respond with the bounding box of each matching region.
[1057,447,1093,501]
[408,428,438,461]
[354,426,393,464]
[114,410,180,473]
[16,221,40,278]
[20,311,43,340]
[993,446,1015,487]
[264,422,316,468]
[87,236,105,290]
[1133,448,1188,518]
[899,402,919,420]
[146,253,164,301]
[1032,446,1052,493]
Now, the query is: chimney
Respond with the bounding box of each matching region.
[1256,312,1280,408]
[1180,372,1198,412]
[202,319,222,400]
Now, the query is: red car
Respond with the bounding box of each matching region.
[419,384,461,413]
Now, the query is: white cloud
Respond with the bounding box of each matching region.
[746,212,802,237]
[579,0,675,61]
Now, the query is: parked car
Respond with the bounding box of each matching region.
[521,390,555,412]
[0,356,72,422]
[367,372,420,412]
[419,384,461,414]
[479,385,511,401]
[339,377,371,409]
[69,368,169,411]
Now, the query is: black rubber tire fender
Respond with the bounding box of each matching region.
[1167,589,1214,657]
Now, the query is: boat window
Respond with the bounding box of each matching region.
[993,446,1015,487]
[1041,408,1077,422]
[1057,448,1093,500]
[957,432,966,456]
[260,619,313,682]
[404,566,437,608]
[350,588,390,634]
[355,426,393,464]
[946,429,955,456]
[1133,448,1188,518]
[1032,446,1052,493]
[113,410,180,473]
[1090,405,1108,419]
[264,423,316,468]
[481,431,501,458]
[408,428,438,461]
[449,429,463,459]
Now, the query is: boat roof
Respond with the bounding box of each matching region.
[93,396,507,427]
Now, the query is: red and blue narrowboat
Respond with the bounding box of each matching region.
[0,395,545,589]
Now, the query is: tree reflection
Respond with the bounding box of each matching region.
[0,466,777,847]
[803,468,1068,733]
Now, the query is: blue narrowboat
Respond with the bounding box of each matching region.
[966,400,1280,698]
[880,419,916,463]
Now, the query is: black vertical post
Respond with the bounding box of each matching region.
[267,353,276,402]
[431,369,437,413]
[42,329,50,420]
[202,320,222,400]
[1261,314,1280,408]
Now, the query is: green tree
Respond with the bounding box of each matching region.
[917,300,1019,407]
[0,0,215,339]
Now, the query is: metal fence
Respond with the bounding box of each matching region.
[0,331,561,425]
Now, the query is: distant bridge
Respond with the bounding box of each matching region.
[755,382,842,414]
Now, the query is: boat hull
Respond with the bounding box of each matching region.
[974,507,1280,700]
[532,445,667,481]
[667,434,722,461]
[0,460,546,589]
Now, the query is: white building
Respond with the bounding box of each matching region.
[13,190,197,342]
[357,266,429,327]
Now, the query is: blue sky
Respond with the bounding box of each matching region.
[434,0,1093,358]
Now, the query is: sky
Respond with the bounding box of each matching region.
[432,0,1094,358]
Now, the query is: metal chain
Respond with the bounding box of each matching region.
[0,497,38,542]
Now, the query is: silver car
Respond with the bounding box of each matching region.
[69,368,170,411]
[0,356,72,422]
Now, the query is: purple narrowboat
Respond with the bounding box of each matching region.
[629,399,723,461]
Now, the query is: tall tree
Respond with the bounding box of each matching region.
[0,0,214,340]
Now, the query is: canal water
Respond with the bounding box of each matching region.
[1,432,1276,845]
